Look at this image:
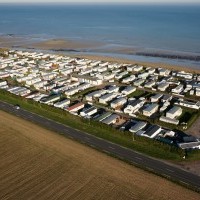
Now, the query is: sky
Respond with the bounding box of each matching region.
[0,0,200,4]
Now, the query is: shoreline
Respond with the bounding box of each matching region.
[0,35,200,73]
[71,53,200,74]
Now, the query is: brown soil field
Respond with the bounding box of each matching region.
[0,110,200,200]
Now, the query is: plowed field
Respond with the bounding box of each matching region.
[0,110,199,200]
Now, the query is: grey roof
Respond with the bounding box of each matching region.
[101,114,119,125]
[41,94,60,103]
[145,81,155,86]
[159,116,179,125]
[143,104,158,112]
[144,125,161,137]
[129,99,143,107]
[84,106,97,115]
[181,100,197,106]
[99,93,114,100]
[54,98,70,106]
[151,93,163,100]
[86,90,101,97]
[95,112,112,121]
[167,106,181,115]
[107,85,119,92]
[158,82,169,88]
[111,97,126,104]
[129,121,147,133]
[183,136,197,143]
[123,86,135,92]
[162,95,171,101]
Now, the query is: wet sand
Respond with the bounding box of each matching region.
[0,35,29,48]
[73,53,200,73]
[30,39,104,50]
[0,35,200,73]
[0,36,103,49]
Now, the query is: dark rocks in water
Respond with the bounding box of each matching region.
[7,34,15,37]
[12,45,21,48]
[50,48,79,52]
[136,52,200,61]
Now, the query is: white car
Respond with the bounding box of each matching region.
[14,105,20,110]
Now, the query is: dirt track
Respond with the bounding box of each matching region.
[0,110,199,200]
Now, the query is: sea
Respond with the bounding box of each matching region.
[0,4,200,69]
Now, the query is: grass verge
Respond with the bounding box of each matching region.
[0,89,199,161]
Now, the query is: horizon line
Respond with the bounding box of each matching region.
[0,2,200,5]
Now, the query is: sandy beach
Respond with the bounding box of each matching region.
[0,35,33,48]
[75,54,200,74]
[0,110,199,200]
[0,35,200,73]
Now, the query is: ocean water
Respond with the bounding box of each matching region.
[0,4,200,67]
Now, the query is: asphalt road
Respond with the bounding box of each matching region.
[1,100,200,192]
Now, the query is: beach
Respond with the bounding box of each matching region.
[0,4,199,70]
[0,35,200,73]
[30,38,103,50]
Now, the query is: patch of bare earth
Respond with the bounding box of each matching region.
[29,39,103,50]
[0,110,199,200]
[175,161,200,177]
[173,118,200,176]
[187,117,200,139]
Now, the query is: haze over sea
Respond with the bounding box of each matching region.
[0,4,200,68]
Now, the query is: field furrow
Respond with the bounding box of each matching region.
[0,110,199,200]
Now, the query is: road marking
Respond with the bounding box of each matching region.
[103,150,110,154]
[146,167,154,171]
[109,146,115,150]
[118,156,126,161]
[28,116,33,119]
[130,161,137,165]
[135,157,143,160]
[162,174,171,179]
[166,168,174,173]
[180,181,189,185]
